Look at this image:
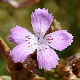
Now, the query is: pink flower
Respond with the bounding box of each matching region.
[8,8,73,71]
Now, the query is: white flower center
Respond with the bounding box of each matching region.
[38,37,43,45]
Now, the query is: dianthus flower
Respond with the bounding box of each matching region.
[8,8,73,71]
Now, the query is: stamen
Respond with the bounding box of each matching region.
[43,49,45,52]
[48,42,51,44]
[45,47,47,49]
[28,42,30,44]
[39,49,42,51]
[28,38,31,39]
[38,37,40,40]
[46,38,53,40]
[25,35,30,38]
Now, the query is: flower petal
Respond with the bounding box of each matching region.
[31,8,53,37]
[44,30,74,51]
[8,25,38,45]
[9,42,38,63]
[37,44,59,71]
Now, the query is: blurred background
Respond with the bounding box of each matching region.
[0,0,80,80]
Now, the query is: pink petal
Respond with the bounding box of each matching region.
[8,25,37,45]
[37,44,59,71]
[31,8,53,37]
[44,30,74,51]
[9,42,37,63]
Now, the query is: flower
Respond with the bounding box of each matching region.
[8,8,73,71]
